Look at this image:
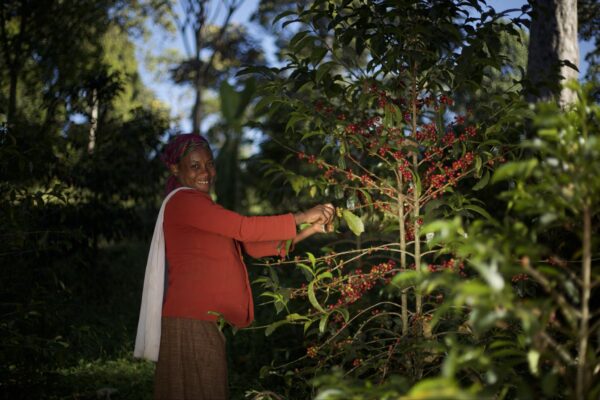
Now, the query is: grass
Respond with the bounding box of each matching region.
[51,357,154,400]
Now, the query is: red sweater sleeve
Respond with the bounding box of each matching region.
[168,190,296,242]
[242,240,289,259]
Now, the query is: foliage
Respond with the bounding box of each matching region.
[51,357,154,400]
[0,1,172,397]
[1,0,598,398]
[145,0,265,131]
[213,78,257,211]
[242,1,598,398]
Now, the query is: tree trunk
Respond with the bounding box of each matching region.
[1,2,28,129]
[7,68,17,128]
[526,0,579,107]
[191,1,206,133]
[88,89,98,154]
[577,205,592,398]
[192,79,202,133]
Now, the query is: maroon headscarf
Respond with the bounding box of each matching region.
[161,133,211,195]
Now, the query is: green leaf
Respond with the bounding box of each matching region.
[304,319,316,333]
[342,209,364,236]
[464,204,495,222]
[219,81,240,124]
[285,113,307,132]
[475,155,482,174]
[316,271,332,281]
[316,61,336,82]
[273,10,297,25]
[491,159,539,183]
[391,270,420,288]
[288,30,310,48]
[405,378,462,397]
[286,313,310,322]
[254,96,273,113]
[332,307,349,323]
[285,239,293,255]
[319,313,330,333]
[472,170,490,191]
[308,281,325,312]
[289,175,307,194]
[296,263,315,279]
[307,252,316,267]
[301,130,324,141]
[538,128,558,140]
[265,320,288,336]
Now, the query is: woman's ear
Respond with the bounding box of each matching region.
[169,164,179,176]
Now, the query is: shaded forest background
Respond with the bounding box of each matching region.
[1,0,599,399]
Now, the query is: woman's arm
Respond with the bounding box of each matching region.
[291,223,331,247]
[166,190,333,243]
[243,223,332,259]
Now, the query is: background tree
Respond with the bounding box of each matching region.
[0,1,171,398]
[526,0,579,106]
[578,0,600,82]
[164,0,264,132]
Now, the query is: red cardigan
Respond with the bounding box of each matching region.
[162,189,296,327]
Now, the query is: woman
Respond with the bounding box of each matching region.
[135,133,334,399]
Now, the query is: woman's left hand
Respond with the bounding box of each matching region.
[311,222,333,234]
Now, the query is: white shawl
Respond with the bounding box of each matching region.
[134,187,190,362]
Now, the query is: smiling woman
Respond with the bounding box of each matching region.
[135,132,335,399]
[168,143,215,193]
[161,133,214,194]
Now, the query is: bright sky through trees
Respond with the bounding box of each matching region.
[135,0,594,133]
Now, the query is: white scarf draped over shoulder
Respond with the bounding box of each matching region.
[134,187,190,362]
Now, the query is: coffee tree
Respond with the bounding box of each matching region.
[388,82,599,399]
[240,0,538,397]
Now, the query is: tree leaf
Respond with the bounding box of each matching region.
[308,281,325,312]
[265,320,288,336]
[342,209,364,236]
[319,312,330,333]
[219,81,240,124]
[472,170,490,191]
[464,204,495,221]
[316,61,336,83]
[491,159,539,183]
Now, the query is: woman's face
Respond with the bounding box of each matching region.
[170,146,216,193]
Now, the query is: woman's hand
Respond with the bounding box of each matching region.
[291,221,333,248]
[294,204,335,225]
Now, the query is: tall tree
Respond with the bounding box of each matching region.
[0,2,171,396]
[578,0,600,81]
[168,0,263,132]
[526,0,579,106]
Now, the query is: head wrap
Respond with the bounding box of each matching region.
[161,133,211,195]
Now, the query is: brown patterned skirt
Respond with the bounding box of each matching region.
[154,317,228,400]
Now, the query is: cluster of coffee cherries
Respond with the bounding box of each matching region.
[426,258,466,277]
[332,260,396,307]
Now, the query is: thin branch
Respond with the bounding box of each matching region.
[521,262,580,330]
[539,331,576,366]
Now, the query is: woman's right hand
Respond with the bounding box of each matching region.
[294,204,335,225]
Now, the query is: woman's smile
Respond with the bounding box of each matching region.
[170,146,216,193]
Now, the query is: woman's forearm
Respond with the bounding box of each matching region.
[291,222,335,247]
[292,225,321,246]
